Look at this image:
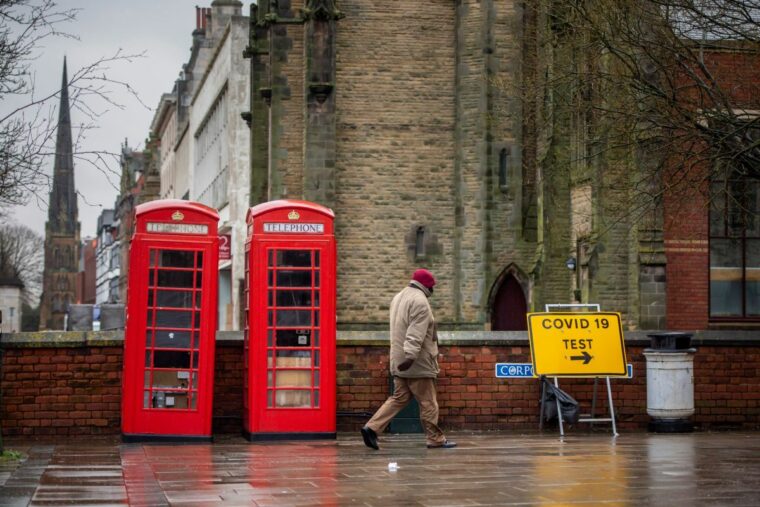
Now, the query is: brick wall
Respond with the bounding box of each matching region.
[663,160,709,330]
[2,334,758,438]
[337,343,649,432]
[0,345,122,437]
[334,0,459,325]
[212,341,245,433]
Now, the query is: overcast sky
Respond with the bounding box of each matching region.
[8,0,201,238]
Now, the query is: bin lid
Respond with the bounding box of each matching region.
[646,332,693,338]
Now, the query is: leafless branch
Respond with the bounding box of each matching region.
[0,1,147,211]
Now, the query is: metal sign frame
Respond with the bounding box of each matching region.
[538,304,619,437]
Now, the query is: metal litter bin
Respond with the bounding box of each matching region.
[99,304,125,330]
[643,332,695,432]
[67,304,94,331]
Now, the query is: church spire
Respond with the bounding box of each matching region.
[47,56,78,234]
[39,57,80,330]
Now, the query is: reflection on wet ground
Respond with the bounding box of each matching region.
[1,431,759,506]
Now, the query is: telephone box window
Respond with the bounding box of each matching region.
[266,248,320,409]
[142,248,203,411]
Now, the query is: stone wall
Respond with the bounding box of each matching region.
[246,1,545,329]
[2,331,759,438]
[334,0,459,325]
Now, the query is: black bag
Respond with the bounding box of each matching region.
[542,380,580,424]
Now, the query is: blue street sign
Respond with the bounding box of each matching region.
[495,363,535,378]
[495,363,633,378]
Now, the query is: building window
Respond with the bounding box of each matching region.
[709,175,760,319]
[194,86,229,209]
[110,249,120,270]
[415,226,426,258]
[498,147,510,190]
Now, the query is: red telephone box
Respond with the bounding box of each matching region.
[244,200,336,440]
[121,200,219,441]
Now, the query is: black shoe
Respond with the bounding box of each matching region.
[427,440,457,449]
[361,426,379,450]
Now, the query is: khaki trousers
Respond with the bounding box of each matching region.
[365,376,446,446]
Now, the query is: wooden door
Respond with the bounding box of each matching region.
[491,274,527,331]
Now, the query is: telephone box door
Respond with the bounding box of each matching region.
[121,200,219,441]
[244,201,336,439]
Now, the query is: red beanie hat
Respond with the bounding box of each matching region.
[412,269,436,289]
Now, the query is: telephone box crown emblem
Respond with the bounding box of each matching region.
[288,210,300,220]
[172,211,185,221]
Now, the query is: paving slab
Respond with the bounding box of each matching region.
[0,431,759,506]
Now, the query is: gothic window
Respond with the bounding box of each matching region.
[54,247,62,268]
[53,296,62,312]
[499,148,510,190]
[709,175,760,319]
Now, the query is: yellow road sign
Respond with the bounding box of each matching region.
[527,312,627,377]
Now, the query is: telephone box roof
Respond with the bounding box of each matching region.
[135,199,220,220]
[247,200,335,221]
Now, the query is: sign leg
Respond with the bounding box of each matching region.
[554,377,564,438]
[606,376,618,437]
[539,376,546,431]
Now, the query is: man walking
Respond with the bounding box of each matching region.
[361,269,456,450]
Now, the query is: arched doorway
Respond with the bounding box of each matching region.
[490,272,528,331]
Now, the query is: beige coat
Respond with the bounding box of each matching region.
[389,281,439,378]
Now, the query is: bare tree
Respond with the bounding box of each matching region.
[0,222,43,304]
[0,0,146,211]
[519,0,760,225]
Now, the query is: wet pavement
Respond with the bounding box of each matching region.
[1,431,759,506]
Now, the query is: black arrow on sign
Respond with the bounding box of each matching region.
[570,351,593,364]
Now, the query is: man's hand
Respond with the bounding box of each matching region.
[398,358,414,371]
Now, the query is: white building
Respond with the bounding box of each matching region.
[95,209,120,304]
[150,1,250,330]
[0,281,23,333]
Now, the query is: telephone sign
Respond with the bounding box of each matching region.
[527,312,627,377]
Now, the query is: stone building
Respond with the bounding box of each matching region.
[76,237,97,305]
[0,277,24,334]
[114,141,158,303]
[152,1,250,330]
[243,1,758,332]
[39,59,81,330]
[244,1,538,330]
[94,210,120,304]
